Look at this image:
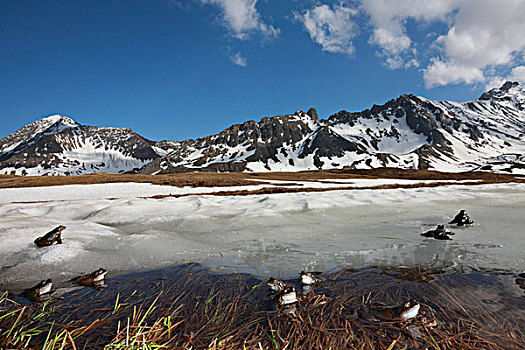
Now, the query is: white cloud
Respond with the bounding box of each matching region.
[484,66,525,89]
[295,4,358,55]
[423,58,484,88]
[360,0,461,69]
[510,66,525,83]
[230,52,248,67]
[422,0,525,87]
[202,0,279,40]
[356,0,525,87]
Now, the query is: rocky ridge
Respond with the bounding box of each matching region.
[139,82,525,175]
[0,115,178,175]
[1,82,524,176]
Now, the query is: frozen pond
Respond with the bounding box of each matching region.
[0,182,524,291]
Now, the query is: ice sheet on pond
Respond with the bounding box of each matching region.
[0,182,524,291]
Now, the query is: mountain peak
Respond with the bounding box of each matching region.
[500,81,520,91]
[479,81,524,101]
[36,114,79,128]
[307,108,319,122]
[2,86,525,176]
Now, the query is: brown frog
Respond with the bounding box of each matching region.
[421,225,453,240]
[267,277,287,293]
[359,300,421,322]
[449,209,474,226]
[72,268,107,290]
[21,279,53,302]
[372,300,421,321]
[34,225,66,247]
[300,271,323,285]
[279,286,298,305]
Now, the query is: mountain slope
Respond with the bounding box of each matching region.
[0,116,178,175]
[139,82,525,175]
[1,82,524,176]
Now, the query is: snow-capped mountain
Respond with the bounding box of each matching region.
[1,82,524,176]
[139,81,525,175]
[0,115,178,175]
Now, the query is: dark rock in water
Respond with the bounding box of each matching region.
[449,209,474,226]
[421,225,454,240]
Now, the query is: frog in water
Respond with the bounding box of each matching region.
[267,277,287,293]
[21,279,53,302]
[372,300,421,321]
[300,271,323,285]
[279,286,298,305]
[358,300,421,322]
[421,225,453,240]
[72,268,107,290]
[34,225,66,247]
[449,209,474,226]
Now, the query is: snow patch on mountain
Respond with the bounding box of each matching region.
[140,82,524,175]
[1,82,524,176]
[0,115,173,176]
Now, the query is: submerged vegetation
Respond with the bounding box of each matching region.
[1,263,524,349]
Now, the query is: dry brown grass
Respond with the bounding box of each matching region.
[1,264,524,349]
[0,168,521,191]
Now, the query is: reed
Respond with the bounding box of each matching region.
[1,264,523,349]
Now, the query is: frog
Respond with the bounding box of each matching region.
[266,277,287,293]
[72,268,107,290]
[279,286,298,305]
[372,300,421,321]
[449,209,474,226]
[358,300,421,322]
[300,271,323,285]
[34,225,66,247]
[21,279,53,302]
[421,225,454,240]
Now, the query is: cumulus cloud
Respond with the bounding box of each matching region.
[230,52,248,67]
[360,0,461,69]
[355,0,525,87]
[510,66,525,83]
[295,4,358,55]
[423,0,525,88]
[202,0,279,40]
[423,58,484,88]
[201,0,525,89]
[484,66,525,89]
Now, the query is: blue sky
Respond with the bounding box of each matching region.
[1,0,524,141]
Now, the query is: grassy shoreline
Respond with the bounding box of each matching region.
[2,264,524,349]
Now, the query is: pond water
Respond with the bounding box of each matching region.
[4,263,525,349]
[0,183,523,292]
